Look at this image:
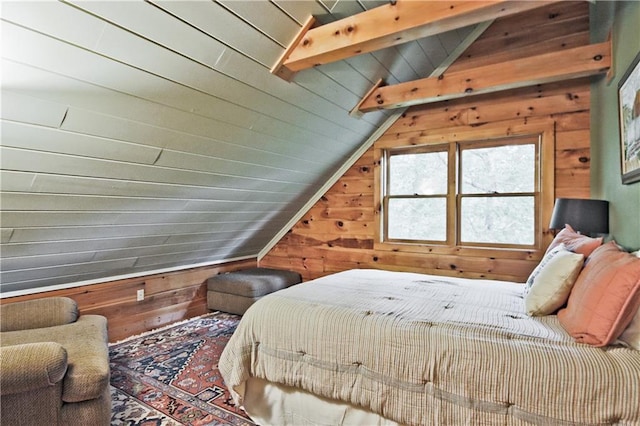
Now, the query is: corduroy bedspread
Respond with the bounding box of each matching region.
[219,269,640,425]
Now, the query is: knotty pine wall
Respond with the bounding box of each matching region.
[261,2,592,283]
[0,259,255,342]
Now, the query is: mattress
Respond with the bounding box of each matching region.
[219,269,640,425]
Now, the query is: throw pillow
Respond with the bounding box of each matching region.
[619,249,640,350]
[557,242,640,347]
[524,244,584,316]
[546,224,603,257]
[619,308,640,350]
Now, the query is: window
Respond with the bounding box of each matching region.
[385,146,449,243]
[458,138,537,246]
[375,120,555,253]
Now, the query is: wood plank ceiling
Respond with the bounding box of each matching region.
[1,0,482,295]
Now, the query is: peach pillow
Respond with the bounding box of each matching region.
[557,242,640,347]
[546,224,603,257]
[620,248,640,350]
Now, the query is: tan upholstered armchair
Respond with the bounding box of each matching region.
[0,297,111,425]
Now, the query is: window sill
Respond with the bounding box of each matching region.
[373,241,544,261]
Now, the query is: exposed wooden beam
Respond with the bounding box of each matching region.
[271,15,316,82]
[349,78,384,118]
[357,41,611,113]
[605,29,615,84]
[349,19,493,118]
[273,0,560,79]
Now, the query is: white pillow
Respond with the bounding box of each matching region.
[631,250,640,258]
[524,244,585,316]
[619,308,640,350]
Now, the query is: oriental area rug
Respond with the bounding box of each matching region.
[109,312,255,426]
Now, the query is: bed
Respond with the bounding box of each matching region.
[220,241,640,425]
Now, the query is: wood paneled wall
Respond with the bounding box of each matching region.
[0,259,256,342]
[261,2,592,283]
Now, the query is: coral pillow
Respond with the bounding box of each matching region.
[546,224,603,257]
[523,244,584,316]
[557,242,640,347]
[620,246,640,350]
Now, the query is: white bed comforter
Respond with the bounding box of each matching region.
[219,269,640,425]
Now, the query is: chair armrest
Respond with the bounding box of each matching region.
[0,297,78,331]
[60,315,110,402]
[0,342,68,395]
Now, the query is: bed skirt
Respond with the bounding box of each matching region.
[244,377,400,426]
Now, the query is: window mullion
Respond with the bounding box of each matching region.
[448,143,457,246]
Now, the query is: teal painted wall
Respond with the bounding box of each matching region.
[590,1,640,250]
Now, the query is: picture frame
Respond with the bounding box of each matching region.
[618,50,640,184]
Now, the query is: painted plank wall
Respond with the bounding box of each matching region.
[0,0,470,296]
[260,2,593,282]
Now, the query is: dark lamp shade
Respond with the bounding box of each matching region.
[549,198,609,235]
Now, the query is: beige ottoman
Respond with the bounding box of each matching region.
[207,267,302,315]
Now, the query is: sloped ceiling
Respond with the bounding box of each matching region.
[1,0,507,295]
